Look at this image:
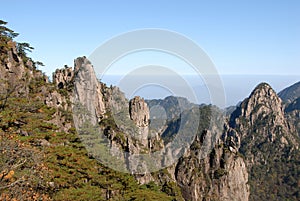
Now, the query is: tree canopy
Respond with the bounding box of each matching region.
[0,20,19,41]
[0,20,35,58]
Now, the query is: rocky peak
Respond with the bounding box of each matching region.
[226,82,300,201]
[74,56,91,73]
[230,83,286,130]
[242,83,282,118]
[52,56,93,90]
[129,96,149,127]
[225,82,300,158]
[72,57,106,123]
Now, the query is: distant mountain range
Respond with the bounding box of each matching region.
[279,81,300,104]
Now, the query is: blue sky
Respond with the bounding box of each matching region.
[1,0,299,77]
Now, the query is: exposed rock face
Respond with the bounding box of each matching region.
[228,83,297,149]
[0,40,41,97]
[70,57,160,179]
[45,89,72,132]
[129,96,150,127]
[0,41,25,81]
[53,66,74,89]
[45,90,66,109]
[0,41,49,100]
[128,96,151,147]
[72,56,106,123]
[220,156,249,201]
[175,133,249,201]
[230,83,286,129]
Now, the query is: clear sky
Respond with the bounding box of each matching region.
[1,0,299,77]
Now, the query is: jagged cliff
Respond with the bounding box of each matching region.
[175,133,249,201]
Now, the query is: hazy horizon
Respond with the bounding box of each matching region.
[100,74,299,107]
[2,1,299,106]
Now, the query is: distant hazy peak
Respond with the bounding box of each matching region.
[278,81,300,104]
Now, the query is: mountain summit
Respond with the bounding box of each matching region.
[225,82,300,200]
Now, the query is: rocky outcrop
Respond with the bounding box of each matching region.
[70,57,161,178]
[53,66,74,89]
[175,134,249,201]
[0,41,48,99]
[0,40,45,97]
[128,96,150,146]
[45,90,66,109]
[72,56,106,123]
[0,41,25,81]
[129,96,149,127]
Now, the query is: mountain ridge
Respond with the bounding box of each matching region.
[278,81,300,104]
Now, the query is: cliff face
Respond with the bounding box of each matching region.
[175,134,249,201]
[129,96,150,146]
[129,96,149,127]
[0,41,25,79]
[53,67,74,89]
[0,40,47,100]
[72,57,106,124]
[69,57,165,183]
